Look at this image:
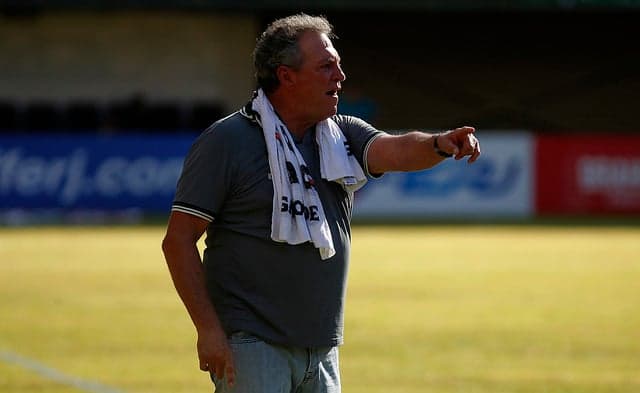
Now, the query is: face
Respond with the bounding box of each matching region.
[285,31,346,123]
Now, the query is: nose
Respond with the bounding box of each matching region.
[335,64,346,82]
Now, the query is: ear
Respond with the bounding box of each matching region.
[276,65,296,88]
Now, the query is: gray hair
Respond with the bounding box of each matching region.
[253,13,335,94]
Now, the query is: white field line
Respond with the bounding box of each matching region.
[0,349,126,393]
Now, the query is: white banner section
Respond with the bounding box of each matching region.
[353,131,534,220]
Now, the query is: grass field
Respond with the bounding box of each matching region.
[1,225,639,393]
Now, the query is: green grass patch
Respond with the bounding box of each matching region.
[1,225,639,392]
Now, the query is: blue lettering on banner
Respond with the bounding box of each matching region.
[0,134,194,212]
[400,157,521,198]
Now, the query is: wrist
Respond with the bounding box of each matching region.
[433,134,452,158]
[195,319,224,336]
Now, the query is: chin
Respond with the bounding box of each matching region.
[322,109,337,121]
[315,108,336,122]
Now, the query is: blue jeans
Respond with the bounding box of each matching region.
[210,332,341,393]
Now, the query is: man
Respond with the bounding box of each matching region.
[162,13,480,393]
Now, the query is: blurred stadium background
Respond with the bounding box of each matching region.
[1,0,639,223]
[1,1,640,393]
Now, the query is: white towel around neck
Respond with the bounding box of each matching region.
[242,89,367,260]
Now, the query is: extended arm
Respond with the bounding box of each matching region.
[367,126,480,174]
[161,211,235,386]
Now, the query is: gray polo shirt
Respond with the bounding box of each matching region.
[172,112,382,348]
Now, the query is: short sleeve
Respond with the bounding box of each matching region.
[333,115,385,178]
[172,126,234,221]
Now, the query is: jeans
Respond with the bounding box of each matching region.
[210,332,341,393]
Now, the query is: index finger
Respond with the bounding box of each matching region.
[455,126,475,135]
[468,141,481,163]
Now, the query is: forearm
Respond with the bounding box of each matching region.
[162,237,224,334]
[368,131,445,174]
[395,131,447,171]
[367,126,479,174]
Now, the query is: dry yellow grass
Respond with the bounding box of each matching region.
[1,225,639,393]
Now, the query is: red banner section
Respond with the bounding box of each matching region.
[536,135,640,215]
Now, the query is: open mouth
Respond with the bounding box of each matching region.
[326,90,339,97]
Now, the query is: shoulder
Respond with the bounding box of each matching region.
[332,114,376,131]
[201,112,259,141]
[331,114,384,147]
[331,114,384,141]
[191,111,262,151]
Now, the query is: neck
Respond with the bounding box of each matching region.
[267,91,314,140]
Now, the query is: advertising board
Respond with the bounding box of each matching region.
[0,134,194,213]
[536,135,640,214]
[353,132,534,220]
[14,131,636,219]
